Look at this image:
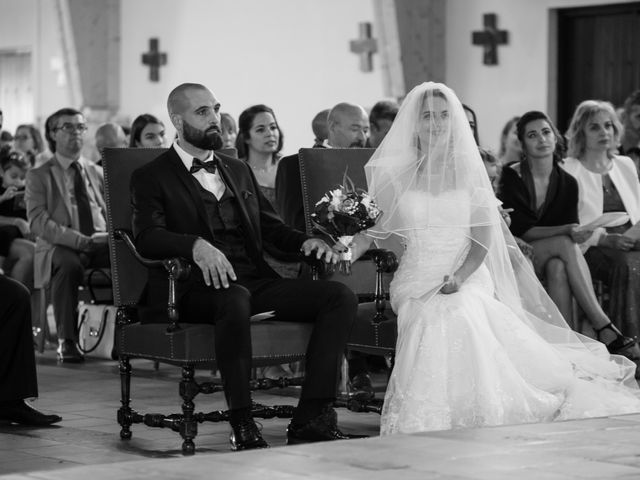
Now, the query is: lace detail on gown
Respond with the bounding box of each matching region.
[381,190,640,435]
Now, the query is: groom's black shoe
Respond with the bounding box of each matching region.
[229,412,269,451]
[287,405,368,445]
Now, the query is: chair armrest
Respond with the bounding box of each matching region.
[114,229,191,279]
[114,228,191,332]
[360,248,399,274]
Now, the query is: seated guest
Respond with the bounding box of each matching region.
[236,105,299,378]
[14,124,46,167]
[0,149,35,288]
[236,105,283,204]
[620,89,640,155]
[479,147,499,189]
[129,114,166,148]
[498,111,640,362]
[563,100,640,341]
[311,109,330,148]
[368,100,398,148]
[94,122,127,164]
[276,102,369,231]
[276,102,374,396]
[220,112,237,150]
[627,146,640,178]
[462,104,480,145]
[130,82,364,450]
[498,116,522,166]
[26,108,110,364]
[0,274,62,426]
[236,104,298,280]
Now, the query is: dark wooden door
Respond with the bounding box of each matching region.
[557,2,640,132]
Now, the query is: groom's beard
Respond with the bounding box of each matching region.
[182,119,223,150]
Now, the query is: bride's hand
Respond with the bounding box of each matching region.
[440,274,461,294]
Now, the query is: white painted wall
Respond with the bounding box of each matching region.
[0,0,385,155]
[0,0,73,133]
[445,0,637,153]
[120,0,386,155]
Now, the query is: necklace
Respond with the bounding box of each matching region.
[249,161,274,173]
[583,157,613,175]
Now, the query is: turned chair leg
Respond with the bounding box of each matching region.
[118,355,133,440]
[179,365,198,455]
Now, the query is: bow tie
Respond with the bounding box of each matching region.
[190,158,218,174]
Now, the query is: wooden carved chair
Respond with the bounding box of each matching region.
[102,147,317,455]
[298,148,399,413]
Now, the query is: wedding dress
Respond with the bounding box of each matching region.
[381,189,640,434]
[362,82,640,436]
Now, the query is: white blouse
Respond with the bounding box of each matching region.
[561,155,640,252]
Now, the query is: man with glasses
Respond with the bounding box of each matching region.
[25,108,109,363]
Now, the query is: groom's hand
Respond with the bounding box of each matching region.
[192,238,237,289]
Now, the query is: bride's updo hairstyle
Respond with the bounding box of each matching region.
[516,110,566,164]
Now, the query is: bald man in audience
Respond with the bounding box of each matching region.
[311,109,330,148]
[276,102,369,231]
[275,103,374,398]
[94,123,127,164]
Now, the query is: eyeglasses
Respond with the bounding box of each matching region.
[14,134,31,141]
[55,123,88,134]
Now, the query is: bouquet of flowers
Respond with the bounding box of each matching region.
[311,174,382,274]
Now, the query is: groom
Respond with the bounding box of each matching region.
[130,83,362,450]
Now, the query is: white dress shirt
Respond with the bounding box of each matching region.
[173,140,226,199]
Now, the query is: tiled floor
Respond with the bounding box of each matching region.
[4,350,640,479]
[0,349,383,475]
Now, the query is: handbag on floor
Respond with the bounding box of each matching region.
[77,304,117,360]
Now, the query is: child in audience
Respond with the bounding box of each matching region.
[220,113,238,150]
[0,149,35,288]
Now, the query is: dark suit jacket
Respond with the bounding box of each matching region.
[275,153,306,232]
[498,162,579,238]
[130,147,308,305]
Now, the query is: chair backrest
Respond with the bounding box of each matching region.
[298,148,391,295]
[298,148,375,235]
[103,147,165,307]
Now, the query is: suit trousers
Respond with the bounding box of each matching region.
[180,277,358,410]
[50,244,110,340]
[0,276,38,401]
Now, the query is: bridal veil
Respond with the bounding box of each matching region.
[364,82,639,389]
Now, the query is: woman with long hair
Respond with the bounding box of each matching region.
[236,104,283,201]
[499,110,640,362]
[129,114,166,148]
[236,104,298,378]
[352,82,640,435]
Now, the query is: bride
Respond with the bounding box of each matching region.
[351,82,640,435]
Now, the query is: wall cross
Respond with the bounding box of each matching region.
[472,13,508,66]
